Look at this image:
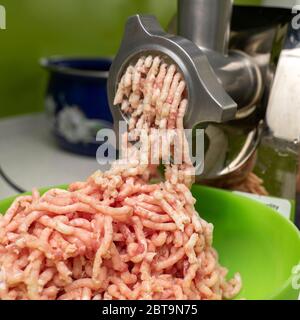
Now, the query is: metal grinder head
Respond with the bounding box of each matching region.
[107,14,237,130]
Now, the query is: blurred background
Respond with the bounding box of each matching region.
[0,0,178,118]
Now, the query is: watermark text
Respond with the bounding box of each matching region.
[95,121,205,176]
[292,5,300,30]
[292,262,300,299]
[0,5,6,30]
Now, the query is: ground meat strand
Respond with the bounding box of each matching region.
[0,55,241,300]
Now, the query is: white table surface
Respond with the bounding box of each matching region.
[0,113,100,199]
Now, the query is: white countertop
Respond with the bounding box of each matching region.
[0,113,100,199]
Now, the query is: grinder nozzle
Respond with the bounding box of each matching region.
[107,14,237,129]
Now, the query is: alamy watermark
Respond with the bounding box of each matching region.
[0,5,6,30]
[292,262,300,299]
[95,121,205,176]
[292,5,300,30]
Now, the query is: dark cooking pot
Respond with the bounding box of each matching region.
[41,56,113,156]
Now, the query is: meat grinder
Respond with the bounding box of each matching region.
[107,0,300,214]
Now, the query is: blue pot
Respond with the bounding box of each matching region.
[41,57,113,156]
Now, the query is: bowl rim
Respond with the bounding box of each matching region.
[40,55,113,78]
[192,184,300,300]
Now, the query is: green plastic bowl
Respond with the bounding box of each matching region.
[192,185,300,300]
[1,185,300,300]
